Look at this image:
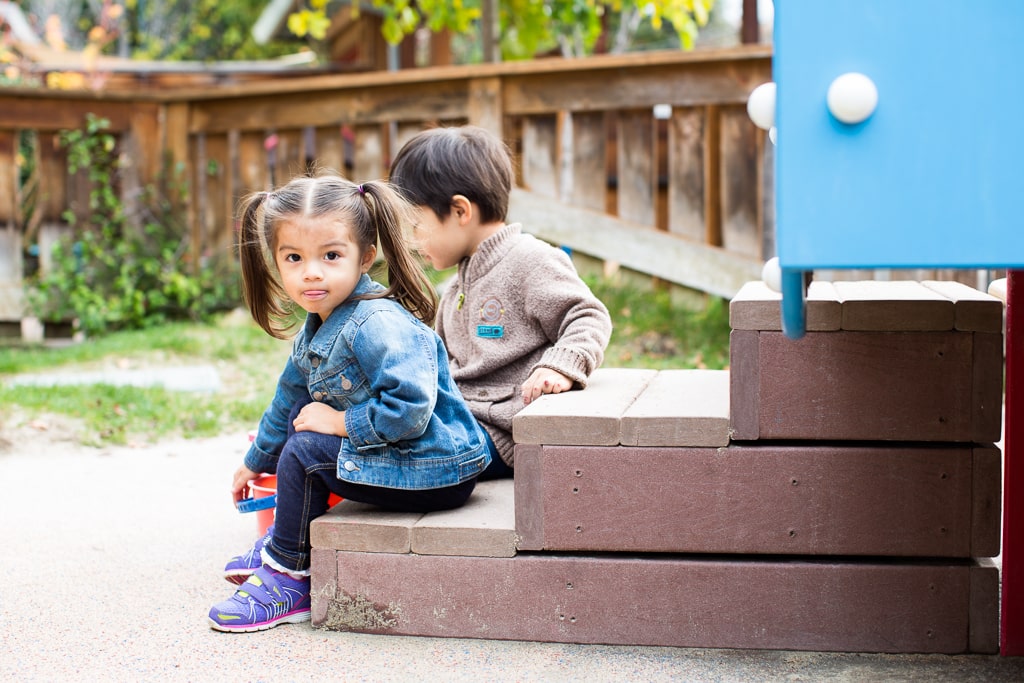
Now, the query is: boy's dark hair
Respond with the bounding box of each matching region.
[389,125,513,224]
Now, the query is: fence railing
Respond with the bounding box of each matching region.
[1,44,984,329]
[0,45,773,318]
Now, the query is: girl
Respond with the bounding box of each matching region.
[209,172,490,632]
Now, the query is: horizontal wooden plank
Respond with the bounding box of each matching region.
[310,504,421,555]
[921,280,1004,332]
[732,279,1002,333]
[502,56,771,115]
[834,280,955,331]
[514,443,993,557]
[619,369,730,447]
[0,46,765,133]
[729,279,841,331]
[312,552,994,654]
[0,45,771,104]
[511,188,762,299]
[512,368,656,446]
[188,80,470,132]
[312,481,516,558]
[0,97,160,132]
[410,480,517,558]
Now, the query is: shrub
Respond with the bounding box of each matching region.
[26,114,240,335]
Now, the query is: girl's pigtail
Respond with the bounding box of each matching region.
[238,191,290,338]
[360,181,437,326]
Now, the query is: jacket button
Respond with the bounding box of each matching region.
[313,391,323,400]
[310,357,320,368]
[341,378,352,391]
[343,460,358,472]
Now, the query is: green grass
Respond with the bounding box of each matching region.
[0,311,290,446]
[0,278,731,446]
[588,277,731,370]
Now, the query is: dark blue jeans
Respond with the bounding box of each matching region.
[266,397,478,572]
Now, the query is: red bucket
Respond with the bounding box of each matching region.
[246,474,344,537]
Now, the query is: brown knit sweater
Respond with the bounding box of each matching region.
[436,223,612,466]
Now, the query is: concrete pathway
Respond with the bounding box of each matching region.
[8,364,223,392]
[3,431,1024,682]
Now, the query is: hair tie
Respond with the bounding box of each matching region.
[357,184,366,195]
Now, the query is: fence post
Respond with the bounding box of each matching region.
[468,76,504,140]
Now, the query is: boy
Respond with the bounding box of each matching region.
[389,125,612,478]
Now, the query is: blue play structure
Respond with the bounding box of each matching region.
[770,1,1024,337]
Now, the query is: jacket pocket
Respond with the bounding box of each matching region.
[316,360,370,406]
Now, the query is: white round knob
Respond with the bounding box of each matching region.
[762,257,782,293]
[827,72,878,124]
[746,82,776,131]
[988,278,1007,303]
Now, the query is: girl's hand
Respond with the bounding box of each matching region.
[294,401,348,437]
[521,368,573,405]
[231,465,260,505]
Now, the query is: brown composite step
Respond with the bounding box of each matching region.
[314,441,1001,561]
[514,443,1001,557]
[729,327,1003,443]
[312,549,998,654]
[310,463,1000,652]
[512,367,730,448]
[307,279,1006,653]
[728,279,1004,443]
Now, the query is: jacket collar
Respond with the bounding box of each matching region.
[300,274,383,358]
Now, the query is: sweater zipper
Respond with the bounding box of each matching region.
[456,258,469,311]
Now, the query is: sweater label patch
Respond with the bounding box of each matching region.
[476,325,504,338]
[480,297,505,322]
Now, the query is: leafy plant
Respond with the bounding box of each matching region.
[288,0,716,59]
[126,0,310,62]
[26,113,240,336]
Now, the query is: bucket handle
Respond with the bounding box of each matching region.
[236,495,276,513]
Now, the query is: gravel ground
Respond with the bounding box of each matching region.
[3,428,1024,683]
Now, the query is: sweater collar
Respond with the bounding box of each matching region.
[462,223,522,277]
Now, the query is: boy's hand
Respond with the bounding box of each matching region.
[521,368,573,405]
[293,401,348,437]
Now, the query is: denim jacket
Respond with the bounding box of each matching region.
[244,275,490,490]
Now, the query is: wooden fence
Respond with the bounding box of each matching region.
[0,44,986,331]
[0,45,773,325]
